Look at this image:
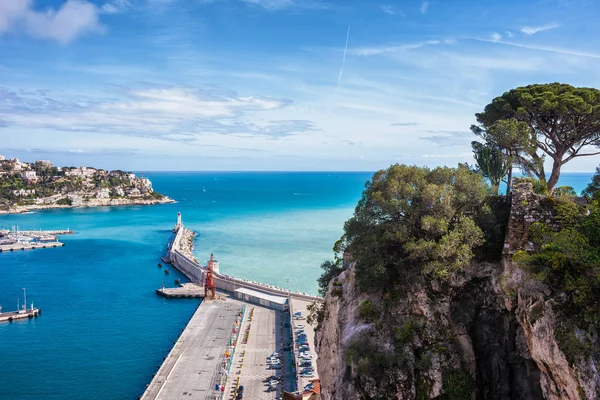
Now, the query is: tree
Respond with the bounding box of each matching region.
[317,259,345,296]
[335,164,488,291]
[582,166,600,201]
[471,141,509,195]
[472,119,540,194]
[473,83,600,194]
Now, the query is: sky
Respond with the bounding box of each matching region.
[1,0,600,171]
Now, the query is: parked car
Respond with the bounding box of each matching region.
[295,324,305,329]
[271,364,282,369]
[268,352,279,358]
[266,386,276,392]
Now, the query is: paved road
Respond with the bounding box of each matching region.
[141,298,244,400]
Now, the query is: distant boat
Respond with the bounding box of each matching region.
[158,263,162,268]
[164,269,169,275]
[203,186,206,192]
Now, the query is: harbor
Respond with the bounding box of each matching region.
[141,213,323,400]
[0,227,72,252]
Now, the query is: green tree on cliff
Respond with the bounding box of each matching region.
[472,83,600,194]
[335,164,488,291]
[582,166,600,202]
[471,141,508,195]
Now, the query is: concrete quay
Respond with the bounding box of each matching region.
[141,298,245,400]
[0,308,41,322]
[0,242,64,252]
[157,283,205,299]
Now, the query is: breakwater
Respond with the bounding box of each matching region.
[168,215,323,303]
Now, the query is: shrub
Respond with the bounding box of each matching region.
[57,197,72,206]
[358,300,380,323]
[442,369,474,400]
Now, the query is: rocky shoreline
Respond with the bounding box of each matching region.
[0,196,175,215]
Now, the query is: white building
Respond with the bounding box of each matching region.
[13,189,36,197]
[96,188,110,199]
[127,173,137,181]
[140,178,153,192]
[37,160,53,168]
[129,188,141,196]
[21,170,37,180]
[0,155,5,161]
[65,166,96,178]
[12,158,24,171]
[113,187,125,197]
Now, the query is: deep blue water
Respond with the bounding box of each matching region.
[0,171,594,400]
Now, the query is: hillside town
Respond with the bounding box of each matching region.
[0,155,172,214]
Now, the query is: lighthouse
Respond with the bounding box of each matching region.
[176,212,182,228]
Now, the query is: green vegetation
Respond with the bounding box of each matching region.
[472,83,600,194]
[317,259,345,296]
[357,300,380,323]
[514,200,600,329]
[334,164,488,292]
[582,166,600,202]
[471,141,508,195]
[442,369,475,400]
[56,197,72,206]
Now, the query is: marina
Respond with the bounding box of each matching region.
[0,227,72,252]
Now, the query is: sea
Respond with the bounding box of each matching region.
[0,171,594,400]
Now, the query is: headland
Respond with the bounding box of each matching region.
[0,155,174,215]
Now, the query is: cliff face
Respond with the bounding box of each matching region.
[315,182,599,400]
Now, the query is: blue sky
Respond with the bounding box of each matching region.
[1,0,600,171]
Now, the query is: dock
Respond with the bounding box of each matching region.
[141,297,246,400]
[0,308,41,322]
[156,283,205,298]
[0,242,64,252]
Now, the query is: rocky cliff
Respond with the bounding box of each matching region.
[315,182,599,400]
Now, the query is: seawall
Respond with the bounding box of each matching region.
[169,223,323,303]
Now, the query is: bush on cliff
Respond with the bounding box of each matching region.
[333,164,489,292]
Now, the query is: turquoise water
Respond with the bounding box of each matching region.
[0,171,594,400]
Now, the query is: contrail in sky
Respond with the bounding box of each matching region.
[337,25,351,84]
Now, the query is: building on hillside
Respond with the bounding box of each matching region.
[113,187,125,197]
[36,160,53,168]
[21,170,37,180]
[0,155,5,161]
[128,188,141,196]
[11,158,24,171]
[13,189,36,197]
[65,166,96,178]
[140,178,153,192]
[233,287,289,311]
[127,173,137,181]
[96,188,110,199]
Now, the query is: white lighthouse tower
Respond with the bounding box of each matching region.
[176,212,182,229]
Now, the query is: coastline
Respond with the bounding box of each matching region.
[0,197,175,215]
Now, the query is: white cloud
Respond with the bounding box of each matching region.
[0,0,104,44]
[521,23,559,35]
[490,32,501,42]
[381,5,404,16]
[351,40,442,56]
[239,0,326,10]
[101,0,130,14]
[420,0,429,14]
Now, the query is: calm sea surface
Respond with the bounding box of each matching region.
[0,171,594,400]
